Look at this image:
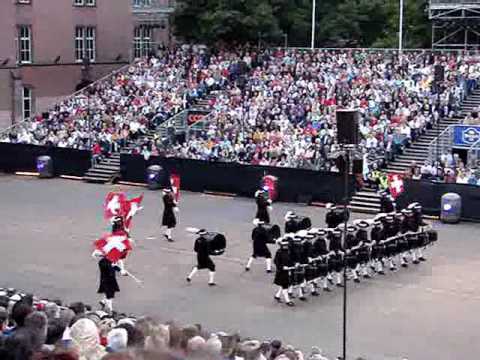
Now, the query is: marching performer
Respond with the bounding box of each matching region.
[380,191,395,213]
[370,219,386,275]
[325,203,342,229]
[288,233,308,301]
[311,229,332,292]
[273,240,295,307]
[187,229,223,286]
[245,219,273,273]
[328,228,345,287]
[354,220,373,278]
[92,230,132,313]
[255,189,272,224]
[382,214,399,271]
[162,188,178,242]
[344,225,361,283]
[284,211,298,234]
[408,203,429,262]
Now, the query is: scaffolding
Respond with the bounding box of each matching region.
[430,0,480,49]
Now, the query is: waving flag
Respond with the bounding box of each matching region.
[104,192,127,221]
[170,174,181,202]
[388,174,404,198]
[94,232,132,263]
[124,194,144,230]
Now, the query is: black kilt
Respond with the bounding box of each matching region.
[372,244,385,259]
[357,248,370,264]
[97,258,120,299]
[292,267,306,285]
[397,236,410,252]
[252,239,271,259]
[328,254,343,273]
[162,209,176,228]
[317,260,329,277]
[385,241,398,257]
[274,270,290,289]
[197,254,215,271]
[255,208,270,224]
[305,264,317,282]
[345,254,358,269]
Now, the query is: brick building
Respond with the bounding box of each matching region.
[0,0,174,128]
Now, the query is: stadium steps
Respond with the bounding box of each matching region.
[83,153,121,184]
[384,88,480,174]
[349,187,381,214]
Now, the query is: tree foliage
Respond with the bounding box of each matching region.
[173,0,431,48]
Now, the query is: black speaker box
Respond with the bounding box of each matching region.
[336,110,359,145]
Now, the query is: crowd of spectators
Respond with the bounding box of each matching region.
[0,45,228,158]
[0,288,348,360]
[2,46,480,175]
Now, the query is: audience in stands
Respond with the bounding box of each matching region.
[2,47,480,174]
[0,288,353,360]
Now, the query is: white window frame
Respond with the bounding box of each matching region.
[85,27,96,62]
[85,0,96,6]
[75,26,96,62]
[17,0,32,4]
[133,0,151,7]
[75,27,85,62]
[18,25,32,64]
[133,25,152,58]
[22,87,32,120]
[73,0,84,5]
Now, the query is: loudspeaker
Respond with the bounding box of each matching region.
[37,156,54,178]
[353,159,363,174]
[146,165,169,190]
[434,65,444,82]
[336,110,359,145]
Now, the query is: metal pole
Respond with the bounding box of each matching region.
[399,0,404,63]
[342,149,349,360]
[311,0,316,50]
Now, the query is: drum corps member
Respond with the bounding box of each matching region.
[273,240,295,307]
[255,189,272,224]
[245,219,273,273]
[187,229,223,286]
[162,188,178,242]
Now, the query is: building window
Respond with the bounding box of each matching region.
[17,0,32,4]
[133,26,152,58]
[22,87,32,120]
[74,0,96,6]
[133,0,151,6]
[75,26,96,62]
[18,25,32,64]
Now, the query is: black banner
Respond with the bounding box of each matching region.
[0,143,91,177]
[397,179,480,221]
[121,154,354,204]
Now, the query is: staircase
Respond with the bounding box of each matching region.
[83,152,121,183]
[349,88,480,214]
[349,186,381,214]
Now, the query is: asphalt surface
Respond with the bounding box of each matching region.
[1,174,479,360]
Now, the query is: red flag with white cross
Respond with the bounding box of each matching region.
[388,173,404,198]
[94,231,133,263]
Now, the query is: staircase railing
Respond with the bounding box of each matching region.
[186,111,217,139]
[467,137,480,168]
[428,125,455,162]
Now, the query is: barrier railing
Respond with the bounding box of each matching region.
[428,125,455,162]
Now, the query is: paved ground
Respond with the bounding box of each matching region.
[1,174,479,360]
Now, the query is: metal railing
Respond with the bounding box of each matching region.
[187,111,217,139]
[467,137,480,167]
[428,125,455,162]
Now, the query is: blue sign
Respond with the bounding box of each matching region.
[453,125,480,147]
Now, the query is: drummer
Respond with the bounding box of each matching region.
[245,219,273,273]
[187,229,223,286]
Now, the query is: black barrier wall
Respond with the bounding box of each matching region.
[0,143,91,177]
[397,179,480,221]
[121,154,355,204]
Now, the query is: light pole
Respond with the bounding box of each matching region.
[311,0,316,50]
[399,0,404,64]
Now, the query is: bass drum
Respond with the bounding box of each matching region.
[263,224,281,244]
[204,232,227,256]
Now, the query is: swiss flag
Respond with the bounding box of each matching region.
[124,194,144,230]
[104,192,127,221]
[388,174,404,198]
[94,232,132,263]
[170,174,181,202]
